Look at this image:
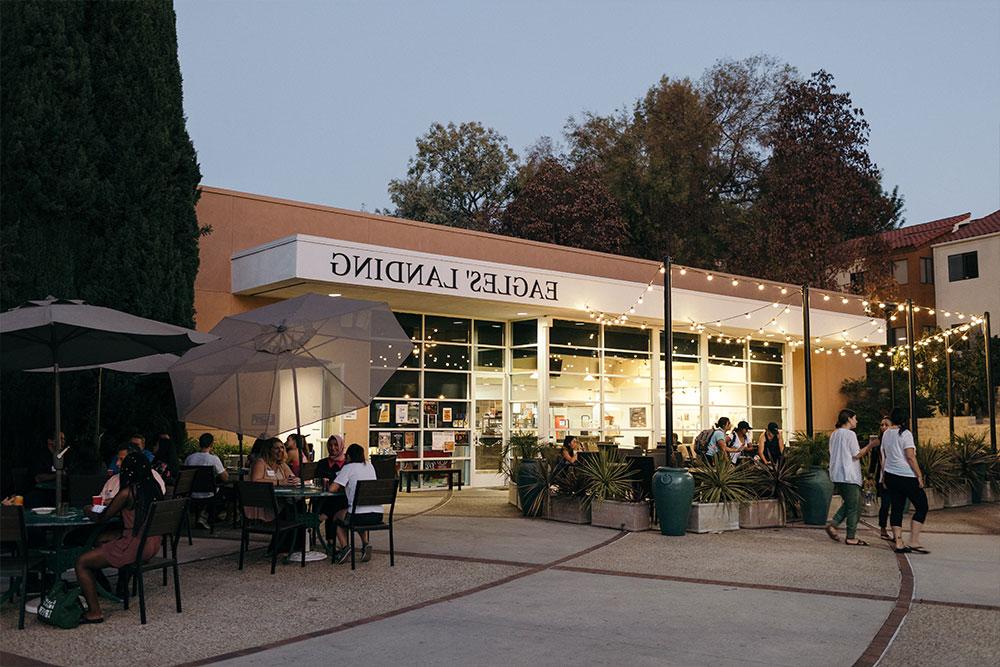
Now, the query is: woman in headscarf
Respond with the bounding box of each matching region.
[75,452,164,623]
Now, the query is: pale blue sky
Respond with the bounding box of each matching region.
[174,0,1000,227]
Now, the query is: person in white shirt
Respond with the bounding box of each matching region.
[328,444,382,564]
[880,407,929,554]
[826,409,877,546]
[183,433,229,529]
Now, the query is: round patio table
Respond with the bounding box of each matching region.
[274,485,345,562]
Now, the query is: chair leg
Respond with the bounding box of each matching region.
[122,571,131,610]
[350,526,356,570]
[137,571,147,625]
[270,533,278,575]
[172,562,182,613]
[17,568,26,630]
[162,540,168,586]
[186,512,193,546]
[238,529,246,571]
[300,529,305,568]
[389,524,395,566]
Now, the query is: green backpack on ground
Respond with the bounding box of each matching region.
[37,580,84,629]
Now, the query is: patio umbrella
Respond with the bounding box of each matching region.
[168,294,412,478]
[0,297,215,510]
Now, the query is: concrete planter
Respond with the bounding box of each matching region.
[925,488,945,511]
[687,502,740,533]
[739,499,785,528]
[980,484,998,503]
[591,498,650,531]
[944,484,972,508]
[547,496,591,524]
[508,482,521,509]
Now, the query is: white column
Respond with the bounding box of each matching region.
[651,326,662,443]
[537,318,551,445]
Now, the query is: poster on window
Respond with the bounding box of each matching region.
[404,432,415,450]
[377,403,390,424]
[395,404,408,424]
[406,401,421,424]
[442,407,452,423]
[423,402,438,415]
[629,407,647,428]
[554,416,568,430]
[432,431,455,452]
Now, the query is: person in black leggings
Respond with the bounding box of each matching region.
[880,408,930,554]
[868,416,893,540]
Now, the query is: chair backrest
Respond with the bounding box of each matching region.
[185,466,216,495]
[352,479,397,514]
[135,497,188,560]
[298,461,318,482]
[625,455,655,500]
[69,474,108,507]
[0,504,27,549]
[7,467,30,496]
[371,458,397,480]
[236,481,277,515]
[172,468,197,497]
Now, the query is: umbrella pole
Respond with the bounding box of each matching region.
[292,366,303,488]
[53,361,64,515]
[94,367,102,452]
[238,433,245,481]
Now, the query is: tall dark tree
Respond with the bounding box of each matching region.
[1,0,202,466]
[502,141,628,254]
[744,70,902,287]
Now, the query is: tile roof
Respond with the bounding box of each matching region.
[937,209,1000,243]
[879,213,970,250]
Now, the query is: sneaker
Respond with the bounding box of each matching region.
[360,544,373,563]
[196,517,211,531]
[334,546,351,564]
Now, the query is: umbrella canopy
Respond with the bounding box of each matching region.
[0,296,215,511]
[169,294,412,437]
[25,353,180,375]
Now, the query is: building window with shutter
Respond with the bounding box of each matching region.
[919,257,934,284]
[947,252,978,282]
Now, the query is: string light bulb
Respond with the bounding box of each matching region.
[659,266,666,274]
[706,274,714,281]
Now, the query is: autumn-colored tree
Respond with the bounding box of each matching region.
[502,141,628,254]
[745,70,902,287]
[386,121,517,232]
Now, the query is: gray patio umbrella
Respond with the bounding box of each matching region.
[168,294,412,478]
[0,297,215,510]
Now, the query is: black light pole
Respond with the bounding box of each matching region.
[889,365,896,410]
[663,257,673,454]
[801,284,814,438]
[945,331,954,445]
[905,299,918,445]
[984,312,997,454]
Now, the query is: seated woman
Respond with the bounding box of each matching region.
[75,452,164,623]
[327,444,380,564]
[251,438,297,487]
[284,434,302,477]
[316,435,349,541]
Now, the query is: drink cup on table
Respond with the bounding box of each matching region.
[92,495,103,507]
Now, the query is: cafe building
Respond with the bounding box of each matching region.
[192,187,882,487]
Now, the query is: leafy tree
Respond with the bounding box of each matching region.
[744,70,903,287]
[501,141,628,254]
[0,0,202,465]
[386,121,517,232]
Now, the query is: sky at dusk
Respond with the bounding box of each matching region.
[175,0,1000,227]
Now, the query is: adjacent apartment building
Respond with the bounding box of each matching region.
[932,210,1000,331]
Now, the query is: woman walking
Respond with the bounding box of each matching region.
[880,408,930,554]
[868,416,893,541]
[826,409,877,546]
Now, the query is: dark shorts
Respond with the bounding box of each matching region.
[351,513,383,526]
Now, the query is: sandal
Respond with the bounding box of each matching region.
[80,615,104,624]
[824,525,840,542]
[845,539,869,546]
[879,532,893,541]
[908,546,931,554]
[893,546,912,554]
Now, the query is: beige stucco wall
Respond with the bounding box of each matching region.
[791,348,867,434]
[932,233,1000,329]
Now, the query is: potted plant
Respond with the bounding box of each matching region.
[915,443,962,511]
[687,457,757,533]
[579,450,648,531]
[499,432,542,511]
[786,432,833,525]
[946,434,990,506]
[546,465,593,524]
[984,453,1000,503]
[742,460,804,528]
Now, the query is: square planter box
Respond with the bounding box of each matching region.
[925,488,945,511]
[547,496,591,524]
[944,484,972,508]
[591,499,650,531]
[687,502,739,533]
[980,484,999,504]
[739,499,785,528]
[508,482,521,509]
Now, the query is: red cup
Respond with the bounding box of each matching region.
[91,495,103,506]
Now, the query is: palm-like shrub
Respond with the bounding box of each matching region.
[498,431,542,483]
[751,459,805,513]
[915,443,962,493]
[690,456,758,505]
[786,432,831,469]
[948,433,991,487]
[577,449,636,503]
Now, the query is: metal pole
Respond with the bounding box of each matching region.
[945,332,954,445]
[801,284,814,438]
[94,367,102,450]
[663,256,674,461]
[291,365,304,487]
[889,366,895,410]
[984,312,997,454]
[53,361,64,514]
[906,299,918,445]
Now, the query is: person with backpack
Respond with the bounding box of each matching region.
[697,417,732,460]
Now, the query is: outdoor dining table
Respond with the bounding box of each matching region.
[273,485,345,562]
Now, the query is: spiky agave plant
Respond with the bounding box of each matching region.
[577,449,636,503]
[786,432,831,470]
[690,456,759,505]
[915,442,962,493]
[751,459,805,516]
[948,433,991,487]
